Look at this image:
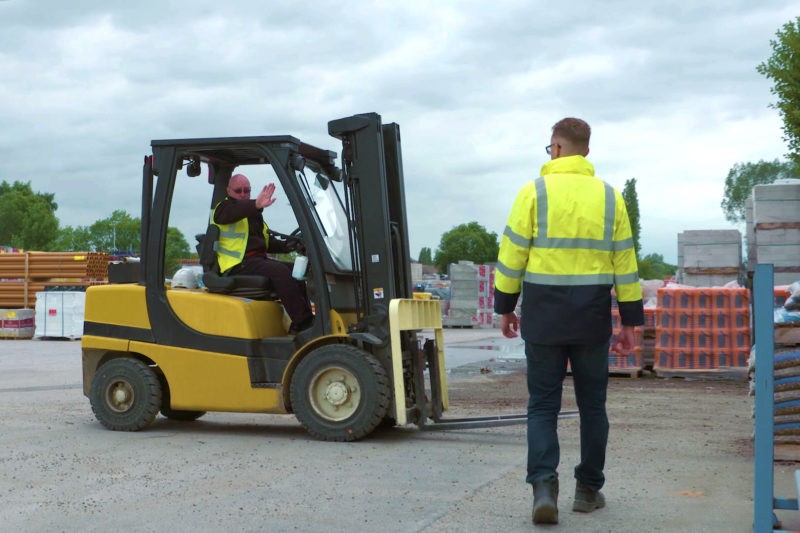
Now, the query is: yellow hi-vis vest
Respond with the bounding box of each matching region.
[495,155,642,304]
[210,203,270,274]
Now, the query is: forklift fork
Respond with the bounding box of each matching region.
[418,338,579,431]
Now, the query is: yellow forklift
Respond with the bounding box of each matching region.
[81,113,536,441]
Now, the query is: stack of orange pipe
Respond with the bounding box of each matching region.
[0,252,110,308]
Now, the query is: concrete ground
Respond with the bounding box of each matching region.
[0,329,794,531]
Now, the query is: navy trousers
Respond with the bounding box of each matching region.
[525,341,610,491]
[231,255,313,325]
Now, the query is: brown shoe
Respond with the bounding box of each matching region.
[573,482,605,513]
[532,477,559,524]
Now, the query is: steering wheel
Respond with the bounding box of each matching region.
[271,228,304,254]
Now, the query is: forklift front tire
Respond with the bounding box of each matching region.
[89,358,162,431]
[290,345,390,442]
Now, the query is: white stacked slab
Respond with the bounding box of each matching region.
[745,196,756,270]
[753,181,800,223]
[410,262,423,281]
[677,229,742,287]
[752,180,800,285]
[443,261,477,327]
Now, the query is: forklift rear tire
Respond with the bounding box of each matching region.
[290,344,390,442]
[161,407,206,421]
[89,358,162,431]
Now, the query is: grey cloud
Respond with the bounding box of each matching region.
[0,0,796,262]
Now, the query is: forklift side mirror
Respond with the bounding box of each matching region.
[314,173,329,190]
[291,154,306,171]
[186,156,202,177]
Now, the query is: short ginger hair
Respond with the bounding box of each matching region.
[552,118,591,153]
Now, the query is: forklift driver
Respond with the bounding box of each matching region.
[212,173,314,334]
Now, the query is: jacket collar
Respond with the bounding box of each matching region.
[540,155,595,177]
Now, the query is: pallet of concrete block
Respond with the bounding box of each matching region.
[745,196,756,271]
[445,261,478,328]
[677,229,742,287]
[753,180,800,286]
[443,307,476,328]
[0,308,34,339]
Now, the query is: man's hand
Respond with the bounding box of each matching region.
[255,183,277,209]
[611,325,635,355]
[500,312,519,339]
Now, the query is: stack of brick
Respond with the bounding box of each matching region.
[609,309,646,375]
[476,264,496,328]
[677,230,742,287]
[613,280,660,369]
[654,286,750,378]
[751,181,800,286]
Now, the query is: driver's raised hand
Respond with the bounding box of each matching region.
[255,183,276,209]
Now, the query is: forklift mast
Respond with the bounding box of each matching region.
[328,113,414,324]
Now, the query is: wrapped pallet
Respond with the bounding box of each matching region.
[0,309,35,339]
[34,291,86,339]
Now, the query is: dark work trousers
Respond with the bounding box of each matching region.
[525,341,610,491]
[231,256,313,326]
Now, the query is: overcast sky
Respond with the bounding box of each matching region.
[1,0,797,263]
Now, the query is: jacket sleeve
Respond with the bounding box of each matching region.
[494,183,535,314]
[213,198,260,224]
[612,190,644,326]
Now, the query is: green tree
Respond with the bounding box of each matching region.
[48,210,191,276]
[638,253,677,280]
[418,247,432,265]
[720,159,800,223]
[757,17,800,164]
[433,221,499,272]
[165,226,192,277]
[0,181,59,250]
[621,178,641,256]
[87,210,141,253]
[50,225,93,251]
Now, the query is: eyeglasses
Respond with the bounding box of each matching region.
[231,187,251,194]
[545,143,560,155]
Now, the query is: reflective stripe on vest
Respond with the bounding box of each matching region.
[216,223,247,259]
[210,202,271,274]
[531,177,619,252]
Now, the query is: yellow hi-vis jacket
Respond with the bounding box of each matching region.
[494,155,643,344]
[211,203,269,274]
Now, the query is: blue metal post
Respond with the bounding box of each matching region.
[753,264,776,532]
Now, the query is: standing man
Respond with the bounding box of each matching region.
[494,118,643,525]
[213,173,314,334]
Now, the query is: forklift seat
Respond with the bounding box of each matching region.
[196,225,276,300]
